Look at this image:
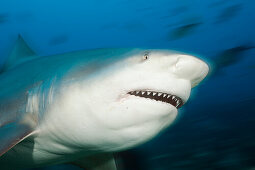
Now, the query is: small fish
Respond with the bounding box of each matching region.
[0,13,8,24]
[49,35,69,45]
[209,45,255,77]
[168,22,201,40]
[209,0,228,8]
[216,4,242,23]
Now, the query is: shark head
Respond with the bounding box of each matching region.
[41,48,209,154]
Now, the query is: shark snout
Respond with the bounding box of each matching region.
[173,55,209,87]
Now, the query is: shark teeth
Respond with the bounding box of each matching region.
[127,90,184,109]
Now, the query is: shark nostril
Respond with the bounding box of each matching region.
[174,57,197,76]
[175,57,182,70]
[173,55,209,86]
[174,57,181,66]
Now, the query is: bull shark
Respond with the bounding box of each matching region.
[0,36,209,170]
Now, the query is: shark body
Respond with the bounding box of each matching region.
[0,36,209,169]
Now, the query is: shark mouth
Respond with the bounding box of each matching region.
[127,90,184,109]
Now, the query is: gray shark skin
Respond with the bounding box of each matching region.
[0,36,209,170]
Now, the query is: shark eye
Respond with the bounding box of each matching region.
[143,52,149,60]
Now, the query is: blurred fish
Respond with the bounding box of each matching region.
[171,6,189,17]
[216,4,242,23]
[209,0,229,8]
[0,13,8,24]
[168,22,201,40]
[160,6,188,20]
[0,35,208,170]
[49,35,69,46]
[209,45,255,77]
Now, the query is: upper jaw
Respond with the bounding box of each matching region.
[126,89,187,109]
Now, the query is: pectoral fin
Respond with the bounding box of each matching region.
[0,113,37,156]
[72,153,117,170]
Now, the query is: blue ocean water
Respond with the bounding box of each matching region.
[0,0,255,169]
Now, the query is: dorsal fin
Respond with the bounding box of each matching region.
[1,35,37,72]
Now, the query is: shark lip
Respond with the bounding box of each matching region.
[127,90,184,109]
